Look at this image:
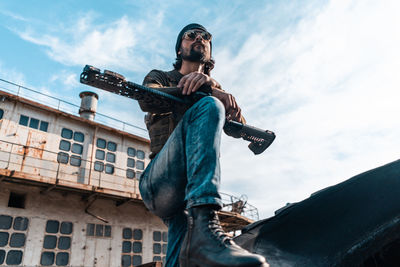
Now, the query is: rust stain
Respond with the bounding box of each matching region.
[25,130,46,158]
[20,145,28,171]
[18,131,46,174]
[16,145,25,155]
[5,122,17,136]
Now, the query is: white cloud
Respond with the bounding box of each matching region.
[214,0,400,218]
[0,10,29,22]
[13,13,169,72]
[50,70,80,88]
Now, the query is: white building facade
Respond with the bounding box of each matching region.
[0,88,167,267]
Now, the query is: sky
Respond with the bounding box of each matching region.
[1,0,400,219]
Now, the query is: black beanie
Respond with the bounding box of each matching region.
[175,23,212,57]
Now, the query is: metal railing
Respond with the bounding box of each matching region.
[220,193,259,221]
[0,139,259,220]
[0,139,140,197]
[0,78,148,138]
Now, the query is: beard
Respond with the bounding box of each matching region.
[180,43,207,63]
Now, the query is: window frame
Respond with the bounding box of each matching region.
[61,128,73,139]
[122,228,143,267]
[0,215,29,266]
[18,115,29,126]
[41,220,73,266]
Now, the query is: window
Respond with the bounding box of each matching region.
[41,220,73,266]
[126,147,146,179]
[106,153,115,163]
[57,153,69,164]
[95,138,117,174]
[71,144,83,155]
[59,140,70,152]
[126,169,135,179]
[19,115,29,126]
[127,147,136,157]
[94,161,104,172]
[107,142,117,152]
[70,155,81,167]
[58,128,85,167]
[40,121,49,132]
[105,164,114,174]
[29,118,39,129]
[96,138,106,149]
[137,150,145,159]
[121,228,143,267]
[127,158,135,168]
[19,114,49,132]
[73,132,84,142]
[95,150,105,160]
[136,161,144,170]
[153,231,167,263]
[0,215,29,266]
[61,128,73,139]
[86,223,111,238]
[0,109,3,119]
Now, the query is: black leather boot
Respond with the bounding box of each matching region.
[179,206,269,267]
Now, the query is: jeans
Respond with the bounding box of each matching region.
[139,96,225,267]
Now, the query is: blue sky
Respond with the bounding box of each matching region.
[1,0,400,218]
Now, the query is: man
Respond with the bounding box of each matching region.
[139,23,268,267]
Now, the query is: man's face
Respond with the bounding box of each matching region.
[179,29,211,63]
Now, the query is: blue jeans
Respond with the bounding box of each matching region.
[139,96,225,267]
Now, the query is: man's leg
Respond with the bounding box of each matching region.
[140,96,225,266]
[178,97,268,267]
[140,96,267,267]
[140,96,224,217]
[163,211,187,267]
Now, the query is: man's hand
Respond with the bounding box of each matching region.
[178,71,220,95]
[212,88,243,123]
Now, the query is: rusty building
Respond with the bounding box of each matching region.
[0,80,258,267]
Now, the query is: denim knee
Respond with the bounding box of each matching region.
[190,96,225,124]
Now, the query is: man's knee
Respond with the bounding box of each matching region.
[194,96,225,121]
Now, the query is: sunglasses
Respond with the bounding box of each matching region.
[182,30,212,41]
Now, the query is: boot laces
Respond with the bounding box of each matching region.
[208,212,231,245]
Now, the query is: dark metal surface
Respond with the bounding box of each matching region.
[235,159,400,266]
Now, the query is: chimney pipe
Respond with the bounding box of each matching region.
[79,91,98,121]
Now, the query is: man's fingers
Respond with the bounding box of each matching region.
[225,94,242,122]
[187,75,203,95]
[178,76,188,94]
[178,76,186,89]
[182,76,193,95]
[211,89,243,122]
[234,106,242,122]
[191,76,206,93]
[227,94,237,111]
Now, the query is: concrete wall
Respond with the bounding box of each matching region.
[0,182,167,267]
